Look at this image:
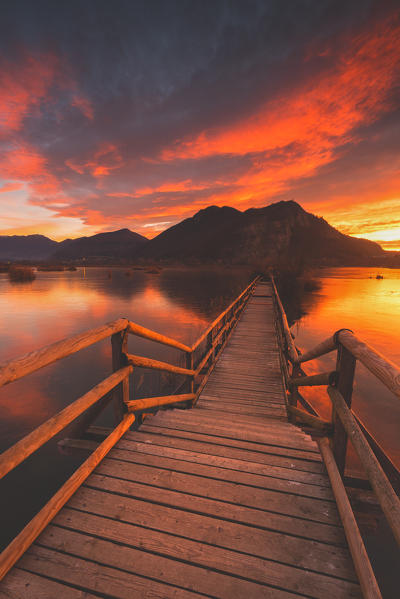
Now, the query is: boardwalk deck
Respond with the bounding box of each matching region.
[0,282,361,598]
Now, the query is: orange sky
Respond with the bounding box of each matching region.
[0,3,399,249]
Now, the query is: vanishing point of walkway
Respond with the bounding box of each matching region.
[1,282,360,598]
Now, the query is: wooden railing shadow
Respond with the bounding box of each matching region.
[0,277,259,580]
[271,274,400,599]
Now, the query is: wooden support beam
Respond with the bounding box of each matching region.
[290,371,337,388]
[0,319,128,388]
[0,366,132,480]
[186,352,194,394]
[296,335,337,364]
[287,405,332,432]
[318,438,382,599]
[0,413,135,582]
[58,438,99,456]
[270,276,298,364]
[333,344,356,476]
[111,329,130,423]
[124,353,195,376]
[125,393,195,412]
[127,321,191,353]
[328,386,400,546]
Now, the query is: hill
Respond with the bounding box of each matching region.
[53,229,148,260]
[139,201,384,266]
[0,234,58,261]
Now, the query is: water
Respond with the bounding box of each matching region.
[290,267,400,597]
[0,265,399,595]
[291,267,400,470]
[0,266,251,550]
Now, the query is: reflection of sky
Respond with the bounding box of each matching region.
[0,267,247,451]
[292,267,400,469]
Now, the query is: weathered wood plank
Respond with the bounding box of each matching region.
[44,511,359,598]
[126,427,325,471]
[20,545,201,599]
[0,569,99,599]
[96,458,341,524]
[116,437,331,486]
[108,447,334,500]
[137,423,323,464]
[85,473,347,545]
[64,489,352,579]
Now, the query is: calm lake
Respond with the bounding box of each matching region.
[0,265,399,593]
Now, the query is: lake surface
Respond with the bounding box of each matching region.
[0,266,251,550]
[291,267,400,471]
[0,265,399,595]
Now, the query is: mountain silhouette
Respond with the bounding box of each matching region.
[0,201,385,265]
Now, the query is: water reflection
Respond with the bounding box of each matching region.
[291,267,400,470]
[0,266,251,549]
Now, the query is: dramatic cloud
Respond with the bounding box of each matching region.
[0,0,399,246]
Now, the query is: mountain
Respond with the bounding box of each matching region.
[0,234,58,261]
[0,202,385,265]
[53,229,148,260]
[139,201,384,265]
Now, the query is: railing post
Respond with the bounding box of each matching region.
[332,343,356,476]
[186,351,194,395]
[111,328,129,423]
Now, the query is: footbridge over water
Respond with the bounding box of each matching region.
[0,278,399,598]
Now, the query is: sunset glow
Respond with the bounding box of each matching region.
[0,3,399,247]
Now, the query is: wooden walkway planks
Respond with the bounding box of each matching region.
[0,282,361,598]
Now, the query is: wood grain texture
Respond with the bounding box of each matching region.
[338,329,400,399]
[0,281,363,598]
[0,318,128,388]
[0,366,132,480]
[318,438,382,599]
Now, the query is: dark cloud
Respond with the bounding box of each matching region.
[0,0,399,244]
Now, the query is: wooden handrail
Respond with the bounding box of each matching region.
[270,275,299,363]
[125,393,195,412]
[338,330,400,399]
[0,413,135,581]
[318,438,382,599]
[127,321,191,353]
[290,371,337,387]
[191,276,258,351]
[270,273,400,488]
[0,278,260,583]
[124,353,195,376]
[0,366,132,480]
[295,335,337,364]
[327,386,400,546]
[0,318,128,388]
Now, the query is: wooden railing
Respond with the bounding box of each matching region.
[0,276,259,580]
[271,275,400,599]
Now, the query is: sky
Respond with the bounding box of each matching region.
[0,0,399,249]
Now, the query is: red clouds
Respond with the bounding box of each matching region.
[0,13,400,247]
[0,54,58,136]
[162,18,400,164]
[71,95,94,120]
[65,144,124,178]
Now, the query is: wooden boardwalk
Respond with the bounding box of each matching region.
[1,282,361,598]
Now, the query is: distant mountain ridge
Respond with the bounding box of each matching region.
[53,229,147,260]
[0,201,386,265]
[0,234,58,260]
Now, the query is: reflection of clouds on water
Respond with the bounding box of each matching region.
[0,266,251,448]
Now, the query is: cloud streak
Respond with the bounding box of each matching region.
[0,1,399,245]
